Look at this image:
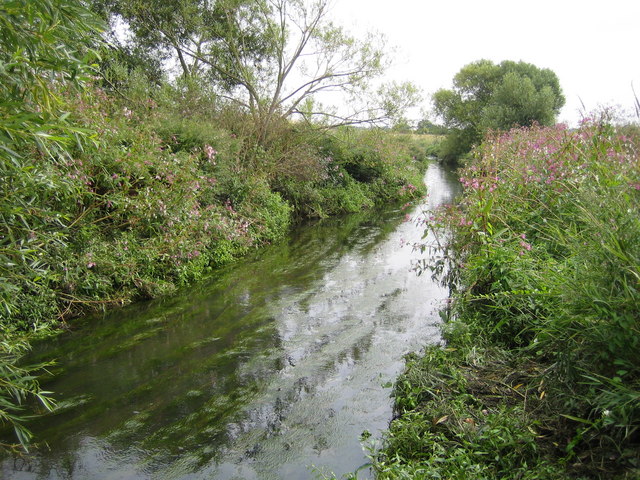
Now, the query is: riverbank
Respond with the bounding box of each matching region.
[374,118,640,479]
[1,165,461,479]
[1,0,442,451]
[1,74,438,447]
[3,87,434,334]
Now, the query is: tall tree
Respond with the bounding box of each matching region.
[94,0,419,143]
[93,0,271,81]
[432,59,565,160]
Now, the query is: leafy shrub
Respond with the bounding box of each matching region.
[407,115,640,475]
[0,0,103,448]
[270,127,425,218]
[0,336,55,451]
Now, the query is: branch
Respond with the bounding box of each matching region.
[278,67,371,112]
[292,106,393,129]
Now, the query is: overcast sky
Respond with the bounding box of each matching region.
[330,0,640,126]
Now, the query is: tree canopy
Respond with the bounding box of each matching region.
[93,0,419,144]
[432,59,565,160]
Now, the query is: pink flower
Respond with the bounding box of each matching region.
[204,144,217,162]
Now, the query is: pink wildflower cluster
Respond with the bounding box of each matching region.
[224,199,236,214]
[459,175,498,193]
[204,144,217,163]
[185,249,201,259]
[519,233,532,255]
[399,183,417,195]
[436,119,638,261]
[461,122,639,207]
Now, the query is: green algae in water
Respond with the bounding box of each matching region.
[0,164,462,480]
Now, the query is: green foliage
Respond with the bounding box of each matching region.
[416,119,449,135]
[0,336,55,451]
[0,0,103,322]
[93,0,272,81]
[437,128,480,163]
[388,117,640,477]
[432,59,565,161]
[275,127,426,218]
[0,0,104,448]
[0,0,103,110]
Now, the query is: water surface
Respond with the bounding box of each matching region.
[1,164,460,479]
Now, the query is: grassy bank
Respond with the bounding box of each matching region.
[374,117,640,479]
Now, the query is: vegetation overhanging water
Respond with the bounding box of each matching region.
[1,164,461,480]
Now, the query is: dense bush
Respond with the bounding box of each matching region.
[376,116,640,478]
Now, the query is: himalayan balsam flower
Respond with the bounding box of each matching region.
[204,145,217,163]
[519,240,532,251]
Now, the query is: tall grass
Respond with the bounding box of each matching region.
[377,116,640,478]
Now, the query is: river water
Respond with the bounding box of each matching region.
[1,164,460,480]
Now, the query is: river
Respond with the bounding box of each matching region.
[1,163,460,480]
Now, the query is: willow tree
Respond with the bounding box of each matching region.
[0,0,104,449]
[207,0,421,142]
[96,0,419,143]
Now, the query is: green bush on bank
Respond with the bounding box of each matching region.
[1,75,427,448]
[2,80,427,333]
[375,117,640,479]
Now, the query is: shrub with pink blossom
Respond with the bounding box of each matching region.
[383,116,640,477]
